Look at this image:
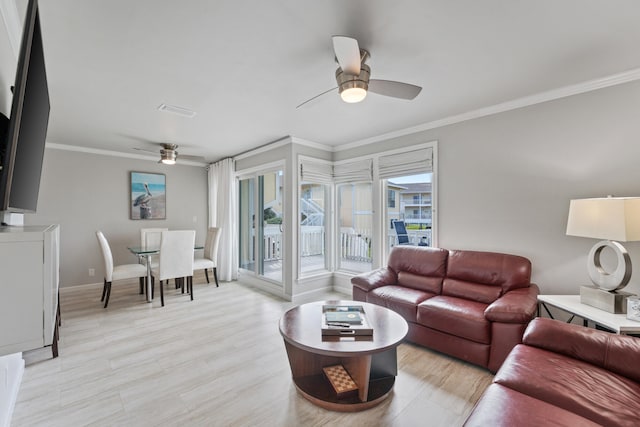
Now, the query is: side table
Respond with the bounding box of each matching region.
[537,294,640,335]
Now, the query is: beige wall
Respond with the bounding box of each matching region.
[336,80,640,296]
[25,148,208,287]
[0,5,209,288]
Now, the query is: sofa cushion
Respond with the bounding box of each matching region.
[444,250,531,300]
[523,317,640,383]
[387,246,447,294]
[417,295,490,344]
[369,285,435,322]
[495,344,640,427]
[397,271,442,294]
[464,383,600,427]
[442,278,502,304]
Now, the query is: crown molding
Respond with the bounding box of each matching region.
[290,136,334,152]
[335,68,640,152]
[233,135,292,161]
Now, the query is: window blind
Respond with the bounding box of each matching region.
[378,147,433,179]
[300,160,333,184]
[333,159,373,183]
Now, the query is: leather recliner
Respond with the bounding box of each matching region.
[464,317,640,426]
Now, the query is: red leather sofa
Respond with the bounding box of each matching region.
[351,246,539,372]
[464,317,640,427]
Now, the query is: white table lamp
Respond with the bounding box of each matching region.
[566,196,640,313]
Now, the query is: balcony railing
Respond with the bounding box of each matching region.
[262,226,433,264]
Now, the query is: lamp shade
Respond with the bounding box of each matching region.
[566,197,640,242]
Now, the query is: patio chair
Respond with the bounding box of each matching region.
[392,220,412,245]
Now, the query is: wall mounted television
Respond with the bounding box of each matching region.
[0,0,50,214]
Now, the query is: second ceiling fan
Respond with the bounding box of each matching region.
[134,143,204,165]
[297,36,422,108]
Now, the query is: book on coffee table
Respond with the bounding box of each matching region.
[325,310,362,324]
[321,304,373,336]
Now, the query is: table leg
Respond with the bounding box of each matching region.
[541,302,555,319]
[145,255,152,303]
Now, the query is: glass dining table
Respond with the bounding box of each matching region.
[128,245,203,303]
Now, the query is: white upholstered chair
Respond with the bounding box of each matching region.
[151,230,196,307]
[193,227,221,286]
[139,227,168,293]
[96,231,147,308]
[141,227,168,250]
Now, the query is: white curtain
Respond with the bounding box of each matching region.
[208,158,238,281]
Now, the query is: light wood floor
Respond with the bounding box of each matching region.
[12,275,493,426]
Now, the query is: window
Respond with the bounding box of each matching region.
[299,158,333,277]
[385,173,433,248]
[337,182,372,273]
[380,145,435,253]
[300,182,329,275]
[387,189,396,208]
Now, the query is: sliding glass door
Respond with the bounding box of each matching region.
[238,177,255,271]
[238,168,284,284]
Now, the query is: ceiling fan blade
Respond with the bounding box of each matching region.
[368,79,422,100]
[180,154,206,161]
[296,87,337,109]
[133,147,158,155]
[332,36,361,75]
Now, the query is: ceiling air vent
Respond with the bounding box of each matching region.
[157,103,196,118]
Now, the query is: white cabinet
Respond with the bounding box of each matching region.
[0,225,60,356]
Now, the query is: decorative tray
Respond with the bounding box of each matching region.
[321,304,373,336]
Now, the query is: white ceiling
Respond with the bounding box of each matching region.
[24,0,640,163]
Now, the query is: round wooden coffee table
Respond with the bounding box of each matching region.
[279,300,408,411]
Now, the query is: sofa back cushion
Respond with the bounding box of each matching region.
[523,317,640,384]
[443,250,531,303]
[388,246,448,294]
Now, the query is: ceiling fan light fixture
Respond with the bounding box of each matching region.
[336,64,370,104]
[160,148,177,165]
[340,86,368,103]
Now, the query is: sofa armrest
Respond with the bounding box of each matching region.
[523,317,640,383]
[484,284,539,323]
[351,268,397,293]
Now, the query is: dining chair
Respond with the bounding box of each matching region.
[96,231,148,308]
[141,227,168,250]
[151,230,196,307]
[193,227,221,286]
[139,227,168,293]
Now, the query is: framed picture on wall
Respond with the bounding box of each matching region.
[130,172,166,220]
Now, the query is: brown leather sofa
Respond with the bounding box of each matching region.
[464,317,640,427]
[351,246,539,372]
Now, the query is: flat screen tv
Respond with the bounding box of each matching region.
[0,0,50,213]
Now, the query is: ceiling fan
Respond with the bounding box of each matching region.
[133,143,205,165]
[297,36,422,108]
